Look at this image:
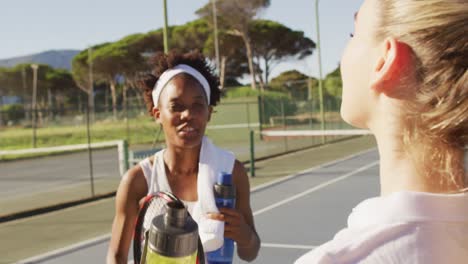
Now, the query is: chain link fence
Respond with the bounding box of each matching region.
[0,83,352,218]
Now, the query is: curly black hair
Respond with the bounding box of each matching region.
[139,50,221,115]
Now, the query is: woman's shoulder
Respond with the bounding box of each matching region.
[232,159,249,189]
[118,155,156,199]
[138,155,156,169]
[232,159,246,172]
[131,155,156,176]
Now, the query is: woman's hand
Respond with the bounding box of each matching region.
[205,160,260,261]
[207,207,254,247]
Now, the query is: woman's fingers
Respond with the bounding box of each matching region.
[218,208,240,217]
[206,209,252,245]
[206,208,243,222]
[206,212,224,221]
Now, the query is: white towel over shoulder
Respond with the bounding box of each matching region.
[192,136,235,252]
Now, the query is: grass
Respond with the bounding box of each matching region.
[0,116,157,150]
[1,97,349,163]
[0,100,260,151]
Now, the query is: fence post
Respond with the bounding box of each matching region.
[125,92,130,145]
[280,99,288,151]
[85,97,95,197]
[257,95,263,140]
[246,102,251,130]
[249,129,255,177]
[31,64,39,148]
[281,99,286,127]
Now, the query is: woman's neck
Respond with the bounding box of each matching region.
[163,144,201,177]
[373,124,463,196]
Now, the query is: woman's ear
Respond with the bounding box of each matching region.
[207,106,213,122]
[370,37,414,97]
[152,107,161,124]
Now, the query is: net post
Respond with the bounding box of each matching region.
[249,129,255,177]
[118,140,130,176]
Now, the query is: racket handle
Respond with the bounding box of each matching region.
[197,235,205,264]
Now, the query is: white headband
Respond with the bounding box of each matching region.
[152,64,211,108]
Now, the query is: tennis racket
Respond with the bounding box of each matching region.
[133,191,205,264]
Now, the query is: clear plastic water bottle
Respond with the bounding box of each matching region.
[144,201,200,264]
[206,172,236,264]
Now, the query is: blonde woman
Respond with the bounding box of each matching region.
[296,0,467,263]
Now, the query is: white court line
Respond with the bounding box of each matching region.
[17,148,377,263]
[1,174,109,200]
[261,129,371,136]
[0,140,127,176]
[251,148,376,193]
[207,123,260,129]
[261,243,316,250]
[253,160,380,216]
[17,234,110,264]
[0,140,123,156]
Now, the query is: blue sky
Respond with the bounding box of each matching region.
[0,0,362,79]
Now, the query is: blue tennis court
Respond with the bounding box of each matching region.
[19,148,380,264]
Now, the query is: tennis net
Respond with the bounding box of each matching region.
[251,129,373,160]
[0,140,128,218]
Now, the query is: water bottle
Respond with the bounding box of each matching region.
[206,172,236,264]
[144,201,200,264]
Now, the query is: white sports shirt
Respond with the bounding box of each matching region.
[295,191,468,264]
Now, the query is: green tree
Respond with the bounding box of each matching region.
[249,20,316,87]
[0,67,21,97]
[204,30,245,88]
[0,66,25,126]
[171,19,210,53]
[112,33,151,111]
[2,64,54,108]
[85,32,163,119]
[0,64,77,125]
[45,69,77,112]
[130,29,165,57]
[269,70,317,101]
[0,64,39,101]
[71,42,110,118]
[159,18,246,89]
[120,30,166,110]
[91,42,130,120]
[197,0,271,91]
[324,66,342,98]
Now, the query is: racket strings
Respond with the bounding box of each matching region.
[134,192,191,264]
[142,198,168,233]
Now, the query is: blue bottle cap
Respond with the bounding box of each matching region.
[217,172,232,185]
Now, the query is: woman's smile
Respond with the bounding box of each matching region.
[177,124,199,138]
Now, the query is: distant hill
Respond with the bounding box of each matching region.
[0,50,80,71]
